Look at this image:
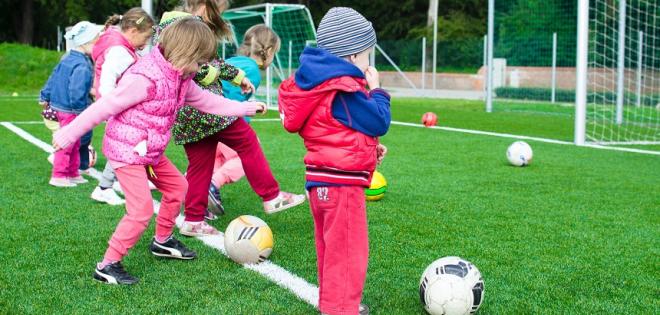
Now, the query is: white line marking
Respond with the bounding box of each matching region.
[244,118,660,155]
[250,118,281,122]
[580,143,660,156]
[1,122,320,308]
[0,122,54,152]
[391,121,574,145]
[5,121,44,124]
[390,121,660,155]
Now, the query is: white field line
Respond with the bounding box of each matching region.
[392,121,660,156]
[249,118,660,155]
[8,118,660,155]
[0,122,320,309]
[391,121,574,145]
[6,121,44,124]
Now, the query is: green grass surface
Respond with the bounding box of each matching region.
[0,97,659,314]
[0,44,62,96]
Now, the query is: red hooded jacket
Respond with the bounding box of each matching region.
[278,75,379,187]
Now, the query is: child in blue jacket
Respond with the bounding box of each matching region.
[40,21,101,187]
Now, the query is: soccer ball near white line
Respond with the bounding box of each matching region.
[419,256,485,315]
[506,141,533,166]
[224,215,273,264]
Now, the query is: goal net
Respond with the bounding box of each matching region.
[587,0,660,146]
[222,4,316,106]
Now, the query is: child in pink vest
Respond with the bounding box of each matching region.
[53,18,265,285]
[89,8,154,206]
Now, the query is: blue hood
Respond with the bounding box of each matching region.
[295,47,365,90]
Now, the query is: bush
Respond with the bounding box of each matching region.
[0,43,62,95]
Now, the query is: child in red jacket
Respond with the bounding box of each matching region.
[278,7,390,315]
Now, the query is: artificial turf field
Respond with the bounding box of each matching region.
[0,96,658,314]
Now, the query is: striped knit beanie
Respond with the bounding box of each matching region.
[316,7,377,57]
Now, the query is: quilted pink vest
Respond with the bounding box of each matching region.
[91,27,138,98]
[102,46,192,165]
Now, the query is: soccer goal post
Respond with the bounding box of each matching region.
[222,3,317,107]
[575,0,660,147]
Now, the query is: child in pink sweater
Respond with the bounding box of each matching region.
[53,18,265,285]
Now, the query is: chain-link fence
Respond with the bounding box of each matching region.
[490,0,578,116]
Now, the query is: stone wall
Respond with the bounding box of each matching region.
[379,67,659,93]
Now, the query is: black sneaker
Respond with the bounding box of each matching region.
[149,237,197,260]
[208,184,225,216]
[93,261,139,285]
[204,209,219,221]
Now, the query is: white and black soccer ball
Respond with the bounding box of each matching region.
[224,215,273,264]
[419,256,485,315]
[506,141,533,166]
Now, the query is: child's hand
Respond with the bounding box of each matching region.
[52,139,62,152]
[255,102,267,115]
[365,66,380,90]
[39,100,49,109]
[241,77,256,95]
[376,144,387,164]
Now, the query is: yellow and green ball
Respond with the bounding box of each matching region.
[366,170,387,201]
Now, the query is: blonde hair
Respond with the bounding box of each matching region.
[180,0,232,40]
[237,24,281,66]
[105,8,154,33]
[158,18,217,70]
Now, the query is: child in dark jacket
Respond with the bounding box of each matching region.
[40,21,102,187]
[278,7,390,315]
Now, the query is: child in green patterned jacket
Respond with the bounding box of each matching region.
[157,0,305,238]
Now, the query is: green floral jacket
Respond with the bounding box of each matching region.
[156,11,245,145]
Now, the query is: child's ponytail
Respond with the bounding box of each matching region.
[181,0,232,41]
[104,8,154,33]
[237,24,280,67]
[104,15,122,30]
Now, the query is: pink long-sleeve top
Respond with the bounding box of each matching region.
[53,74,259,168]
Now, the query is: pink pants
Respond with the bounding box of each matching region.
[52,112,80,178]
[103,155,187,262]
[183,119,279,222]
[211,142,245,187]
[309,186,369,315]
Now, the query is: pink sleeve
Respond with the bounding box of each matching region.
[53,74,152,149]
[185,82,258,117]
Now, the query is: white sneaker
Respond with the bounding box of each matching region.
[49,177,76,187]
[69,176,88,184]
[112,181,124,195]
[179,220,220,237]
[263,191,306,215]
[91,186,125,206]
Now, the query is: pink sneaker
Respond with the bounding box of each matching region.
[179,220,220,237]
[69,176,88,184]
[49,177,76,187]
[263,191,306,215]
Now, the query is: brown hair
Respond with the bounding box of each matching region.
[180,0,232,40]
[105,8,155,33]
[237,24,281,66]
[158,18,217,70]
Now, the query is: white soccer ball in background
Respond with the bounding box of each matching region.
[224,215,274,264]
[419,256,485,315]
[506,141,533,166]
